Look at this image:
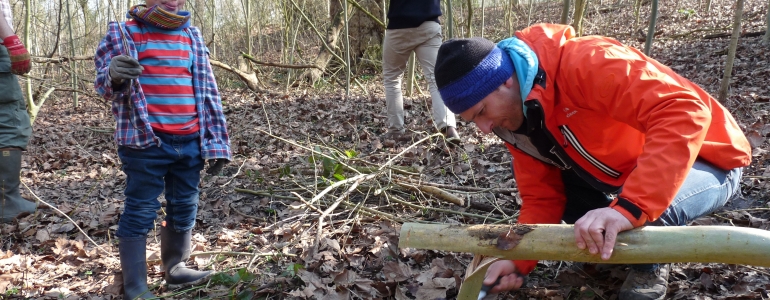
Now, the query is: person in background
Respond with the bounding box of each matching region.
[434,24,750,300]
[94,0,231,298]
[382,0,460,145]
[0,0,36,223]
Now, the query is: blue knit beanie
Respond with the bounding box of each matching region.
[435,37,514,114]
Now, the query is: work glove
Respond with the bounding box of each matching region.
[206,159,228,175]
[109,55,143,82]
[3,35,31,75]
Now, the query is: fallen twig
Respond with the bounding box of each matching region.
[228,202,267,222]
[21,181,113,257]
[312,173,376,255]
[394,181,465,206]
[397,177,517,194]
[146,251,295,263]
[386,193,502,223]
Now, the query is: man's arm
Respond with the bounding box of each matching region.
[0,7,13,39]
[0,7,30,75]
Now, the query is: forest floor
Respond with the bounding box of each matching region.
[2,0,770,299]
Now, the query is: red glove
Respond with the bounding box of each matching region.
[3,35,31,75]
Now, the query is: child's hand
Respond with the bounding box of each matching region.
[206,159,228,175]
[109,55,143,82]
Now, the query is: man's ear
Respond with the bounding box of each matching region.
[503,76,515,89]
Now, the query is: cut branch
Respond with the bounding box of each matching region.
[209,58,261,92]
[704,30,765,39]
[241,52,322,70]
[32,55,94,63]
[394,181,465,206]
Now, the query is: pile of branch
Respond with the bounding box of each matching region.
[233,131,518,256]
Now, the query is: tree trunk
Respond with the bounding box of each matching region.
[643,0,658,55]
[466,0,473,37]
[447,0,454,38]
[405,52,415,97]
[299,0,346,84]
[704,0,712,15]
[717,0,744,103]
[527,0,534,25]
[561,0,570,25]
[571,0,588,36]
[633,0,642,32]
[347,0,384,72]
[343,0,351,97]
[24,0,33,121]
[66,0,78,109]
[762,0,770,47]
[192,0,201,28]
[481,0,485,37]
[209,1,216,57]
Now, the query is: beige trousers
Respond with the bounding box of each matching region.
[382,21,456,133]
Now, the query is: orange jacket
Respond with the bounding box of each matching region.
[503,24,751,274]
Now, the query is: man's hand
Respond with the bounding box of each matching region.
[109,55,143,82]
[3,35,30,75]
[206,159,228,175]
[574,207,634,260]
[483,260,525,294]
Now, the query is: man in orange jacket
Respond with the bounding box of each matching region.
[434,24,751,300]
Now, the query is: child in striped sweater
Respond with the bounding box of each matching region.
[94,0,231,298]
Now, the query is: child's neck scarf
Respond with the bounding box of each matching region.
[127,4,191,30]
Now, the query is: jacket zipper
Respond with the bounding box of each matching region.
[559,125,621,179]
[528,101,622,194]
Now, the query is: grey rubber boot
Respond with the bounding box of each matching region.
[619,263,670,300]
[0,149,36,223]
[118,236,156,299]
[161,225,212,289]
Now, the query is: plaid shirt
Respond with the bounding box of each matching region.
[1,0,12,31]
[94,21,231,160]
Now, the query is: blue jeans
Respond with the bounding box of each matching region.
[561,159,742,271]
[116,132,205,238]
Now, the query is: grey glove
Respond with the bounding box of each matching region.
[109,55,143,82]
[206,159,228,175]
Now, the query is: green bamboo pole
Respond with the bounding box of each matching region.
[399,223,770,266]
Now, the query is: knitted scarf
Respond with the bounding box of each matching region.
[127,5,190,30]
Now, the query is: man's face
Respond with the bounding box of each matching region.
[146,0,185,14]
[459,77,525,134]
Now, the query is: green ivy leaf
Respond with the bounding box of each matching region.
[279,165,291,178]
[209,272,239,286]
[236,289,255,300]
[322,157,336,177]
[237,268,256,281]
